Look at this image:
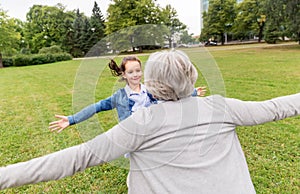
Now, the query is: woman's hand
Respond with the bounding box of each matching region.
[49,115,70,133]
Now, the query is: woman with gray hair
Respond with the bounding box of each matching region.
[0,50,299,193]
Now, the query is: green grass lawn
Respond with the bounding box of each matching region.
[0,43,299,193]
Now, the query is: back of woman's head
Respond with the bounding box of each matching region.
[144,50,198,101]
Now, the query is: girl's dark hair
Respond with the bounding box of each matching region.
[108,56,141,77]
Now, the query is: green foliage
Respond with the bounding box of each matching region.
[2,53,72,67]
[20,48,31,55]
[0,8,21,67]
[104,24,169,54]
[263,0,287,43]
[0,10,21,52]
[232,0,265,41]
[201,0,299,44]
[89,1,106,52]
[105,0,159,34]
[2,57,14,67]
[264,27,279,44]
[19,2,107,57]
[159,4,187,48]
[180,30,196,44]
[201,0,237,44]
[13,55,33,66]
[285,0,300,43]
[24,4,75,54]
[105,1,185,51]
[39,45,63,54]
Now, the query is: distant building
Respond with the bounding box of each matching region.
[200,0,209,34]
[200,0,243,34]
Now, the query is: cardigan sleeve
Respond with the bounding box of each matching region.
[225,93,300,126]
[0,113,146,189]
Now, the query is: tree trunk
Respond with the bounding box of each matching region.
[0,52,3,68]
[221,33,225,45]
[258,22,265,43]
[138,46,143,53]
[168,37,172,48]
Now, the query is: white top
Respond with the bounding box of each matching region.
[125,83,151,112]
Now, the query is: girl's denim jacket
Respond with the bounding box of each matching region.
[68,88,157,125]
[68,88,198,125]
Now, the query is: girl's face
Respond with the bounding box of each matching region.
[123,60,142,89]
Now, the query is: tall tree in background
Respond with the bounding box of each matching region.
[201,0,236,45]
[81,18,92,55]
[105,0,159,34]
[71,9,85,57]
[232,0,266,42]
[263,0,287,43]
[60,11,76,54]
[24,4,65,53]
[90,1,105,42]
[88,1,106,56]
[24,4,70,53]
[180,30,196,45]
[105,0,161,51]
[0,9,20,68]
[286,0,300,44]
[159,4,186,48]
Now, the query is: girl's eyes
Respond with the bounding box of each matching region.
[127,70,141,74]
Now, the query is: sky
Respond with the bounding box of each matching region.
[0,0,200,35]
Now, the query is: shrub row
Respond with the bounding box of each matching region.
[3,53,73,67]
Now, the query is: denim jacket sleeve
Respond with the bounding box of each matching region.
[191,88,197,97]
[68,93,118,125]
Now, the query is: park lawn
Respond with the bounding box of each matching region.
[0,44,299,193]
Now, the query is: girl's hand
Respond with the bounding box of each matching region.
[49,115,70,133]
[196,86,207,97]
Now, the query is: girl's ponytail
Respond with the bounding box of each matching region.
[108,59,122,76]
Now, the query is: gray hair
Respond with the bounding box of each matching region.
[144,50,198,101]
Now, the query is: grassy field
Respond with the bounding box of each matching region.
[0,43,299,193]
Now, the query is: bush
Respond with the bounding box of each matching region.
[2,57,14,67]
[39,45,63,54]
[14,55,32,66]
[2,53,73,67]
[20,48,31,55]
[52,53,73,61]
[264,27,279,44]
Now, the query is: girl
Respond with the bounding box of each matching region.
[49,56,157,133]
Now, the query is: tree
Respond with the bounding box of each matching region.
[180,30,195,45]
[106,0,159,34]
[232,0,266,42]
[88,1,106,56]
[263,0,287,43]
[60,11,76,54]
[286,0,300,44]
[90,1,105,41]
[24,4,75,53]
[105,0,161,52]
[81,18,92,54]
[159,4,186,48]
[0,8,20,68]
[201,0,237,45]
[71,9,86,57]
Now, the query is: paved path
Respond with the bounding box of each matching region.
[74,42,299,60]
